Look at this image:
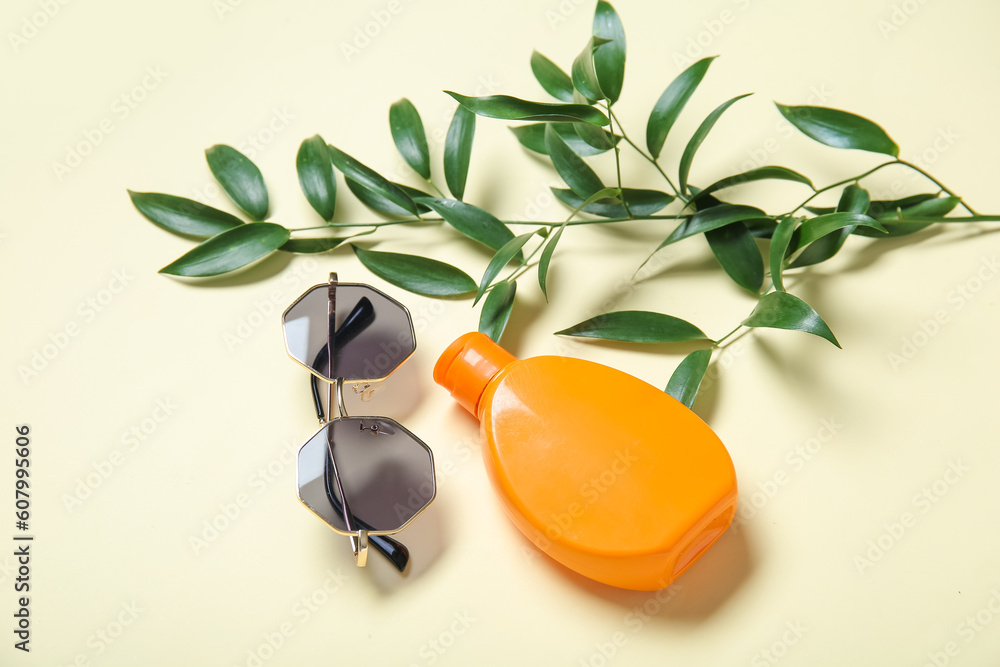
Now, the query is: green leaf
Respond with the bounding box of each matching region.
[344,177,431,217]
[646,56,716,159]
[743,291,841,348]
[856,195,961,238]
[678,93,753,195]
[389,98,431,180]
[280,237,353,254]
[556,122,618,154]
[159,223,288,277]
[555,310,710,343]
[353,246,476,297]
[445,91,609,126]
[692,166,814,204]
[575,120,616,150]
[419,197,518,255]
[705,222,764,292]
[571,37,607,103]
[775,103,899,157]
[885,195,960,219]
[769,216,797,292]
[475,232,535,304]
[793,212,884,250]
[509,123,617,156]
[592,1,626,103]
[530,51,574,103]
[789,185,870,268]
[444,105,476,200]
[788,230,849,269]
[545,124,604,198]
[396,183,437,201]
[867,193,939,219]
[508,124,549,153]
[296,135,338,222]
[838,183,871,215]
[745,217,780,239]
[205,144,269,220]
[665,349,712,409]
[537,223,565,300]
[551,187,673,218]
[479,280,517,343]
[328,145,418,215]
[657,204,768,249]
[127,191,244,237]
[857,222,930,239]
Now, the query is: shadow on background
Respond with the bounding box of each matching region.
[526,522,754,622]
[498,293,548,357]
[363,496,450,595]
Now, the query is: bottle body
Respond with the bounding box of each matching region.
[435,333,737,591]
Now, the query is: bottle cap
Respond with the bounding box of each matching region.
[433,332,517,416]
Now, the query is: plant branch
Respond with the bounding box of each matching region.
[288,213,693,233]
[782,160,897,216]
[895,159,979,215]
[426,179,446,198]
[608,108,687,203]
[606,102,633,218]
[289,219,425,232]
[503,187,614,283]
[713,323,744,347]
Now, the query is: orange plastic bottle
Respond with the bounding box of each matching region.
[434,332,738,591]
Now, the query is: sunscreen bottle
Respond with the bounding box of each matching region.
[434,332,737,591]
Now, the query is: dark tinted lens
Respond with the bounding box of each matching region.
[283,283,415,382]
[297,417,435,533]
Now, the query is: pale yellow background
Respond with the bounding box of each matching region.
[2,0,999,664]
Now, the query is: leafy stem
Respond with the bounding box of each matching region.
[505,186,620,284]
[129,0,996,409]
[289,214,693,234]
[713,323,744,347]
[785,158,979,218]
[290,219,421,232]
[608,107,687,203]
[426,179,446,198]
[504,231,549,283]
[783,160,897,216]
[895,158,978,215]
[605,102,633,218]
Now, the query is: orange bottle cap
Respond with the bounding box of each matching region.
[433,332,517,416]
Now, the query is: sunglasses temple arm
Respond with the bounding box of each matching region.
[318,277,405,570]
[323,444,410,572]
[325,433,368,567]
[368,534,410,572]
[309,372,324,424]
[309,296,377,423]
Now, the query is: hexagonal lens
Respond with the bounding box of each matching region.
[283,283,415,382]
[297,417,436,533]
